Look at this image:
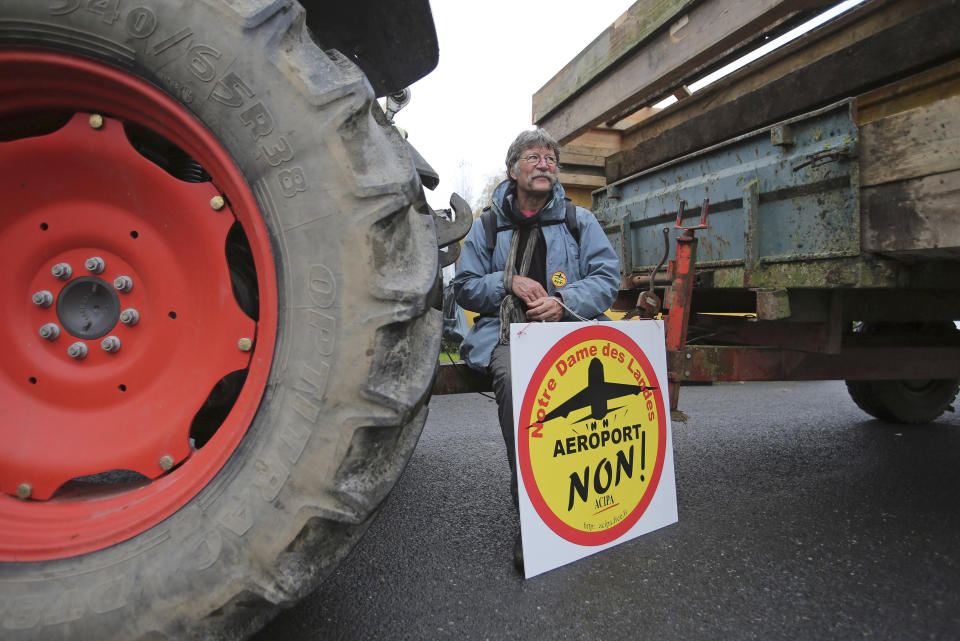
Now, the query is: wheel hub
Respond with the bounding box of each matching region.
[0,50,278,561]
[0,111,255,501]
[56,276,121,339]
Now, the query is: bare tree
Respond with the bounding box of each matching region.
[472,172,504,216]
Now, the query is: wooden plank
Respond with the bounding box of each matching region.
[565,128,622,153]
[563,143,618,159]
[558,171,606,189]
[433,362,491,395]
[861,168,960,257]
[617,0,906,153]
[856,59,960,125]
[560,150,605,167]
[860,94,960,187]
[607,1,960,182]
[607,106,660,130]
[533,0,697,124]
[535,0,826,144]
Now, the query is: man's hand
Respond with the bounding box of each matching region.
[511,275,548,306]
[526,296,564,322]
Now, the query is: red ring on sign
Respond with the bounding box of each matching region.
[517,324,667,546]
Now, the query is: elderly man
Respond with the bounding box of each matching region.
[453,128,620,570]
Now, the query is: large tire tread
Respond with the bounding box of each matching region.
[0,1,438,639]
[845,379,899,423]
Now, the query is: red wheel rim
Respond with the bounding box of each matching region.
[0,50,278,561]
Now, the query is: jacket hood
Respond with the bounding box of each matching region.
[490,178,567,224]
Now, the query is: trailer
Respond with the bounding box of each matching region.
[437,0,960,422]
[535,0,960,421]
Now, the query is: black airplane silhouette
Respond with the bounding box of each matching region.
[539,357,656,424]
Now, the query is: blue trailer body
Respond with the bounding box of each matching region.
[594,101,865,289]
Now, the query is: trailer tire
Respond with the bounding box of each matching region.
[0,2,438,640]
[845,323,959,424]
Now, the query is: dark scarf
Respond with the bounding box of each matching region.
[501,190,547,293]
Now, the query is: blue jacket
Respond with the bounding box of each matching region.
[453,180,620,371]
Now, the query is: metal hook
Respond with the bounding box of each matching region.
[650,227,670,293]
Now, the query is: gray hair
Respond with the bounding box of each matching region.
[505,128,560,179]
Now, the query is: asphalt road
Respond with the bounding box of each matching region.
[254,381,960,641]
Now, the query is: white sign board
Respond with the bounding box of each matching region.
[510,320,678,578]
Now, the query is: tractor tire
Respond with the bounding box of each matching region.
[845,323,959,424]
[0,2,439,640]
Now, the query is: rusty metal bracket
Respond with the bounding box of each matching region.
[754,288,791,320]
[664,198,711,409]
[770,123,794,146]
[792,143,855,172]
[675,197,710,231]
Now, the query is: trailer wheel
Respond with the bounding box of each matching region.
[0,2,438,640]
[845,323,959,424]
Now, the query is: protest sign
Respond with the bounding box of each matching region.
[511,321,678,578]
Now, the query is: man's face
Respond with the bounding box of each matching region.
[509,145,558,199]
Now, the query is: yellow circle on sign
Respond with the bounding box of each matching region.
[518,326,666,545]
[551,271,567,287]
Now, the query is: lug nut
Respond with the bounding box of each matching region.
[85,256,106,273]
[67,342,88,360]
[89,114,104,129]
[101,336,121,353]
[32,290,54,308]
[51,262,73,280]
[38,323,60,341]
[113,275,133,293]
[238,337,253,352]
[16,483,32,500]
[119,308,140,326]
[158,455,174,471]
[210,195,226,211]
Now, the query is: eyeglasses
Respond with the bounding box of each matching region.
[521,154,557,166]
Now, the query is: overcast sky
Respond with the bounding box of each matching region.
[393,1,636,212]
